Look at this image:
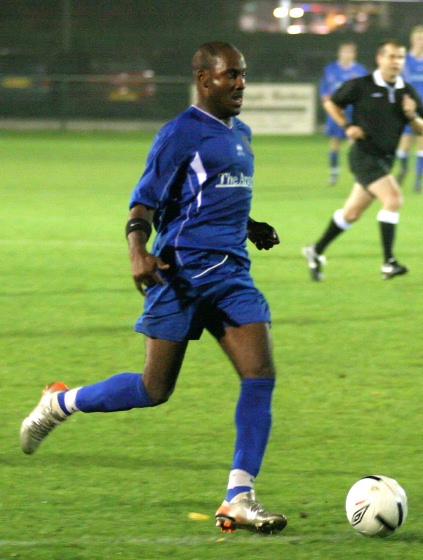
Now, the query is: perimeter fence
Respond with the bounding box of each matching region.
[0,73,192,124]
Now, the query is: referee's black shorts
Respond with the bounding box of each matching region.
[348,142,395,188]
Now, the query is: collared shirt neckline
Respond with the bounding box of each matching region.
[191,105,233,129]
[373,69,405,90]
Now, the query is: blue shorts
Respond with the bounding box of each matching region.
[326,117,346,139]
[135,260,270,342]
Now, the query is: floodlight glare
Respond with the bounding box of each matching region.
[290,8,304,18]
[273,7,289,18]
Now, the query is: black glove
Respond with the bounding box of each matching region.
[247,219,280,250]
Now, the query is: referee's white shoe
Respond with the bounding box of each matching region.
[381,259,408,280]
[302,245,326,281]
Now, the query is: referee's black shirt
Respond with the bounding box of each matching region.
[331,70,423,157]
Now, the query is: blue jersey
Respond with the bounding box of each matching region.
[320,61,368,138]
[319,61,368,97]
[130,106,254,284]
[403,53,423,100]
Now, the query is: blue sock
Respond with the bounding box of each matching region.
[416,155,423,180]
[399,155,409,172]
[226,378,275,502]
[329,151,339,170]
[226,486,252,502]
[74,373,154,413]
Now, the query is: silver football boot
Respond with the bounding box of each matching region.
[215,491,287,534]
[20,382,69,454]
[302,245,326,281]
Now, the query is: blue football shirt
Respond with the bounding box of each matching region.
[320,61,368,135]
[129,106,254,282]
[403,53,423,100]
[319,61,368,97]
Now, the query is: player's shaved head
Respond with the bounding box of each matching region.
[193,41,246,123]
[191,41,242,72]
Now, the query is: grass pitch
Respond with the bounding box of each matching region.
[1,130,423,559]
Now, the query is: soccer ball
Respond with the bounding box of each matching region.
[345,475,408,537]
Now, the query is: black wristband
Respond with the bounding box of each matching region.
[125,218,152,240]
[343,122,352,130]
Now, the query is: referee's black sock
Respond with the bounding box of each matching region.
[377,210,399,263]
[315,209,352,255]
[379,221,396,262]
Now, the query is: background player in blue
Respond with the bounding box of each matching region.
[396,26,423,192]
[20,42,286,535]
[320,42,367,185]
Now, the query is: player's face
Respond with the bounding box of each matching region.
[377,45,406,81]
[338,45,356,66]
[411,31,423,53]
[201,50,246,122]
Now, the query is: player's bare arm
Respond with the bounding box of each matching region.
[402,94,423,135]
[127,203,169,295]
[323,98,365,140]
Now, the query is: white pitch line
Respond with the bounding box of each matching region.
[0,239,123,248]
[0,534,360,547]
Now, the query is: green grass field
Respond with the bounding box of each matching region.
[1,130,423,559]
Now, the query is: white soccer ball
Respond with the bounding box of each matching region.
[345,475,408,537]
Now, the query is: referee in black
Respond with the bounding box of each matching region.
[303,40,423,281]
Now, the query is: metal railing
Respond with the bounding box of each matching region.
[0,74,192,123]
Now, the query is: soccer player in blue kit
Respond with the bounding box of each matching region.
[320,42,367,185]
[396,26,423,192]
[20,42,287,535]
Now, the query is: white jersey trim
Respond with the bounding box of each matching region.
[191,254,229,279]
[190,151,207,209]
[191,105,234,129]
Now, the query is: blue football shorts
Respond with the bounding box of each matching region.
[326,116,346,139]
[134,262,271,342]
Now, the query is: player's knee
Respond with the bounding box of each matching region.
[150,396,169,407]
[241,361,276,379]
[390,193,403,210]
[391,202,402,212]
[148,387,175,406]
[379,182,402,210]
[382,198,401,212]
